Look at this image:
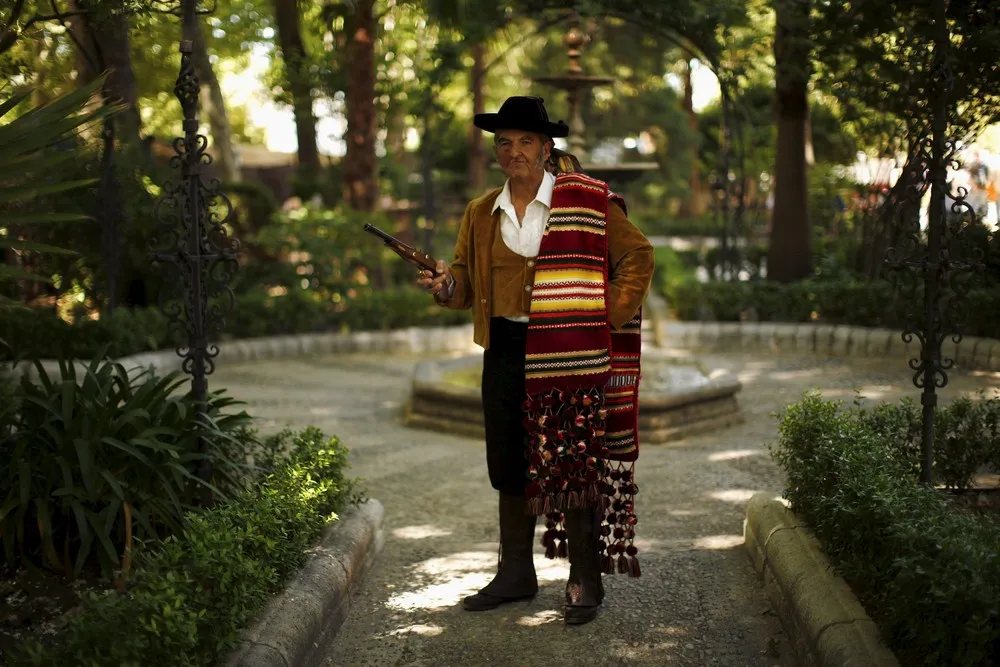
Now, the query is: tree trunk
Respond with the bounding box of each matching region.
[190,20,241,182]
[272,0,321,179]
[767,0,813,283]
[678,59,704,218]
[421,110,437,254]
[31,32,54,107]
[343,0,379,211]
[385,106,405,158]
[69,0,142,146]
[467,42,488,197]
[68,0,143,314]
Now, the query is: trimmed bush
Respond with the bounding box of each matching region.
[0,307,171,362]
[772,393,1000,665]
[667,278,1000,340]
[0,286,472,362]
[10,427,359,667]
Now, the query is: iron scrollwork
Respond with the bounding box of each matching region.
[148,25,241,503]
[883,0,984,484]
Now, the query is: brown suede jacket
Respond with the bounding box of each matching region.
[437,185,655,350]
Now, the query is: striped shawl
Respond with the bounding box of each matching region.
[522,172,642,578]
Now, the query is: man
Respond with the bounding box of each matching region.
[417,96,653,625]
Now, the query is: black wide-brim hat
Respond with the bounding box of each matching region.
[474,96,569,138]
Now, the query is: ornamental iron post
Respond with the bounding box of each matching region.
[884,0,983,485]
[149,0,241,507]
[715,76,746,283]
[717,89,733,281]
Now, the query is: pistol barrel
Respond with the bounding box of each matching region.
[363,223,394,244]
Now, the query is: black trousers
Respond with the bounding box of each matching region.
[482,317,530,495]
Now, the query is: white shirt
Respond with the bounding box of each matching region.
[441,171,555,321]
[492,170,555,258]
[491,170,555,322]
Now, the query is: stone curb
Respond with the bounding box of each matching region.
[1,324,477,381]
[744,493,899,667]
[659,320,1000,372]
[222,499,386,667]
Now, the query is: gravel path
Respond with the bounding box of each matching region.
[211,349,1000,667]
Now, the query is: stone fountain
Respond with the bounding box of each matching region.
[404,347,743,446]
[532,13,660,189]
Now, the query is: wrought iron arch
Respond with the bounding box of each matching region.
[598,10,756,282]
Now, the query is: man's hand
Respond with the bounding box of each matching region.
[416,260,454,299]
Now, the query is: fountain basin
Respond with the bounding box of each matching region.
[404,349,743,444]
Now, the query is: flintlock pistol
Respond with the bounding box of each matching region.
[363,224,441,276]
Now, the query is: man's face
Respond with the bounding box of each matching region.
[495,130,551,181]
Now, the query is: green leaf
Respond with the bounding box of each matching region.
[0,496,19,524]
[100,497,122,539]
[68,499,92,560]
[73,438,95,496]
[0,238,81,254]
[34,499,60,569]
[18,461,30,505]
[0,212,93,225]
[0,179,98,206]
[100,470,125,501]
[0,89,32,120]
[87,510,119,567]
[130,504,156,537]
[0,265,54,283]
[99,436,152,467]
[74,530,95,578]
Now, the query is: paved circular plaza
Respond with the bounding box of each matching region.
[211,349,1000,667]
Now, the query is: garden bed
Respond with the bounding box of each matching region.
[772,392,1000,665]
[2,426,359,667]
[0,360,360,666]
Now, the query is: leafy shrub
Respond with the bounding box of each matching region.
[0,354,251,578]
[224,288,332,338]
[927,393,1000,491]
[772,393,1000,665]
[0,307,170,362]
[653,246,698,304]
[250,205,390,295]
[667,278,1000,339]
[344,287,472,330]
[10,427,359,667]
[0,285,472,362]
[629,211,720,238]
[220,180,279,231]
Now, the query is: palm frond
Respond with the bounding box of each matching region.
[0,179,98,206]
[0,72,122,303]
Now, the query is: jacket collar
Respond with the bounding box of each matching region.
[491,170,555,216]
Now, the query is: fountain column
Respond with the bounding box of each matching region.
[532,15,658,188]
[563,23,591,160]
[533,15,613,164]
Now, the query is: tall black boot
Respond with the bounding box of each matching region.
[563,506,603,625]
[463,492,538,611]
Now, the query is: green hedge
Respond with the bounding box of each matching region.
[225,286,471,339]
[772,393,1000,665]
[0,308,172,362]
[11,427,359,667]
[630,211,736,238]
[0,287,472,362]
[667,279,1000,339]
